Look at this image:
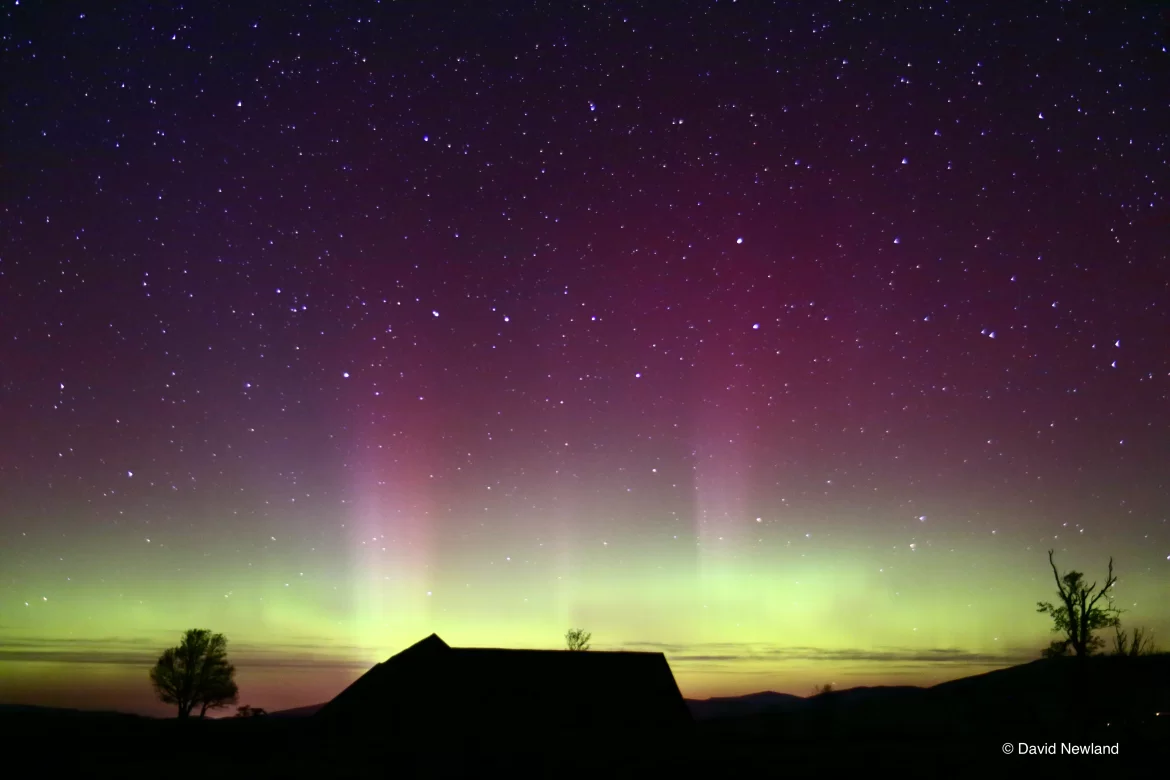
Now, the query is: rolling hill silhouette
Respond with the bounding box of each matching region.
[2,652,1166,773]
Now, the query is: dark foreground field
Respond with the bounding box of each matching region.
[4,655,1167,776]
[1,711,1163,776]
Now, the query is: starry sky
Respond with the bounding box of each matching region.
[2,1,1168,716]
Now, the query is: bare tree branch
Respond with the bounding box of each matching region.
[1048,550,1066,597]
[1038,552,1121,657]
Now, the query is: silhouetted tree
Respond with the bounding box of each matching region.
[198,674,239,718]
[1112,626,1157,657]
[234,705,267,718]
[1036,550,1120,657]
[565,628,592,651]
[812,683,834,695]
[149,629,239,718]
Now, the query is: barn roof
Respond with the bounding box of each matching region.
[316,633,691,740]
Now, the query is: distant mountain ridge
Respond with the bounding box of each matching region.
[10,655,1170,732]
[684,690,806,720]
[268,703,326,718]
[688,655,1170,732]
[0,703,148,719]
[3,655,1166,773]
[269,686,920,721]
[266,693,807,721]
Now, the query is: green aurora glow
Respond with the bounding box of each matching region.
[4,508,1165,715]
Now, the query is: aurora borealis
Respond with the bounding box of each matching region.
[2,2,1168,716]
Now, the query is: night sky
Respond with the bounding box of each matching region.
[3,2,1168,716]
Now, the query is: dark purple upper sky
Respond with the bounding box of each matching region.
[2,1,1167,712]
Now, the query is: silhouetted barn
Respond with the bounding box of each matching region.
[315,633,692,753]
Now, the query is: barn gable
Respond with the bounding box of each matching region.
[315,634,691,745]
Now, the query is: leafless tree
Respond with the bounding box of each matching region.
[1112,626,1157,657]
[1036,550,1120,657]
